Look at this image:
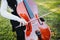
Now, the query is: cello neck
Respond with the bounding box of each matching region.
[23,0,34,19]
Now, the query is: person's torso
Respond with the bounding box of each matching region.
[7,0,22,16]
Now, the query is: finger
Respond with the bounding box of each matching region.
[20,23,22,26]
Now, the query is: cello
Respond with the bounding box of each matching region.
[16,0,51,40]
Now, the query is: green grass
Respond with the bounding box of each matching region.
[0,16,16,40]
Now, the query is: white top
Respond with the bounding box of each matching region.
[0,0,22,22]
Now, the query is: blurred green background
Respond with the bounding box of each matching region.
[0,0,60,40]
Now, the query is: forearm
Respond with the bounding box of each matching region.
[0,10,21,22]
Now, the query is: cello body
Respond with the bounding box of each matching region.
[16,0,51,40]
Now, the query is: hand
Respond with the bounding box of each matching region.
[20,18,28,26]
[16,18,28,28]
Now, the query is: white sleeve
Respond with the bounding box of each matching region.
[0,0,21,22]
